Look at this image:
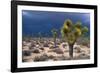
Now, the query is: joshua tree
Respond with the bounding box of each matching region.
[38,32,42,42]
[61,19,88,58]
[51,29,58,48]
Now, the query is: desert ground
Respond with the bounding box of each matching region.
[22,37,90,62]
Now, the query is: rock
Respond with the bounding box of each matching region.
[78,53,90,59]
[74,46,81,53]
[26,42,32,47]
[30,47,35,50]
[34,56,41,62]
[56,42,60,45]
[48,41,54,45]
[22,50,31,56]
[31,43,36,47]
[22,59,28,62]
[39,53,49,61]
[34,53,49,61]
[22,41,27,46]
[43,43,49,47]
[54,48,64,54]
[39,47,44,50]
[54,46,59,48]
[53,57,59,61]
[49,46,54,49]
[48,55,55,59]
[62,43,67,48]
[87,44,90,48]
[40,41,44,43]
[32,48,40,53]
[57,55,66,60]
[49,45,59,49]
[36,44,40,48]
[22,46,30,50]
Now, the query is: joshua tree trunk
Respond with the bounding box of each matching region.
[69,44,74,59]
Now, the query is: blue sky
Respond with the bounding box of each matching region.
[22,10,90,37]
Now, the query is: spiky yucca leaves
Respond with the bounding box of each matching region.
[51,29,58,48]
[61,19,88,58]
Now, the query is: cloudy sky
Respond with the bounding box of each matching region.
[22,10,90,37]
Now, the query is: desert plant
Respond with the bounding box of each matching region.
[38,32,42,42]
[51,28,58,48]
[61,19,88,58]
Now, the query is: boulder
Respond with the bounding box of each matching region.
[34,53,49,61]
[39,47,44,50]
[32,48,40,53]
[74,46,81,53]
[22,50,31,56]
[62,43,67,48]
[43,43,49,47]
[78,53,90,59]
[54,48,64,54]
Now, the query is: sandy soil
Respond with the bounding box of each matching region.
[22,37,90,62]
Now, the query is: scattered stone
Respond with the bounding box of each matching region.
[48,55,55,59]
[39,53,49,61]
[49,45,59,49]
[22,41,27,46]
[77,52,90,59]
[22,50,31,56]
[34,56,41,62]
[22,59,28,62]
[22,46,30,50]
[39,47,44,50]
[31,43,35,47]
[30,47,35,50]
[74,46,81,53]
[54,48,64,54]
[26,42,32,47]
[43,43,49,47]
[56,42,60,45]
[34,53,49,62]
[62,44,67,48]
[32,48,40,53]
